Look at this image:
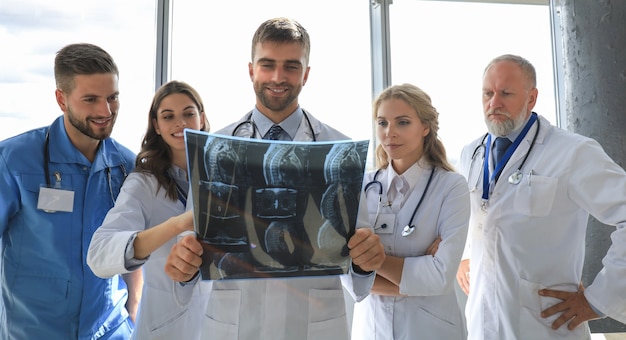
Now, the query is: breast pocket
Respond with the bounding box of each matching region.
[513,174,557,217]
[371,213,395,234]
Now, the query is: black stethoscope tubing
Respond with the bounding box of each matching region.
[44,131,53,187]
[470,117,540,187]
[364,167,435,236]
[43,129,127,202]
[231,110,317,142]
[470,133,489,164]
[511,117,540,177]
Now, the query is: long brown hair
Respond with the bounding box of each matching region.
[372,83,454,172]
[135,80,210,201]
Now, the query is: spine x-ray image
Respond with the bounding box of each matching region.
[185,130,368,280]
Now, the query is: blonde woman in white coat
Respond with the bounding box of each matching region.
[87,81,210,340]
[347,83,470,340]
[352,84,470,340]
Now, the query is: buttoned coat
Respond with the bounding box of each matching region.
[457,115,626,339]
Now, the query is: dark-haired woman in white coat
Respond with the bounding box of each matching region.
[347,83,470,340]
[87,81,210,340]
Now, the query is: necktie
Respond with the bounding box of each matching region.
[493,137,512,166]
[266,125,284,140]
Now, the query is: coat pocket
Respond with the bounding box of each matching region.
[203,289,241,339]
[307,288,349,339]
[519,278,590,338]
[513,174,557,216]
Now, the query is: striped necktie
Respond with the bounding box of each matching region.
[266,125,284,140]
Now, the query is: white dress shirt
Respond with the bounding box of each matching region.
[349,160,470,340]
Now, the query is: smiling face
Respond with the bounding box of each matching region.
[152,93,205,156]
[482,60,537,136]
[57,73,119,142]
[249,41,310,122]
[376,98,430,174]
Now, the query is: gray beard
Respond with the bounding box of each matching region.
[485,110,528,136]
[486,117,516,136]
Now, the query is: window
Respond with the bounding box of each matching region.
[0,0,157,153]
[388,0,556,163]
[169,0,372,144]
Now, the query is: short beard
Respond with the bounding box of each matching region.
[67,105,114,140]
[485,107,528,137]
[254,82,301,112]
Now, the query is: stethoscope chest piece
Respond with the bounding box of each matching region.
[401,225,415,237]
[508,170,523,185]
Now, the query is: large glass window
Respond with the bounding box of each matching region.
[170,0,373,144]
[0,0,157,153]
[389,1,556,163]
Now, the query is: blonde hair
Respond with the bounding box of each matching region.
[372,83,454,172]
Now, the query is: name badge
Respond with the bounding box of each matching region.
[374,213,395,234]
[38,187,74,213]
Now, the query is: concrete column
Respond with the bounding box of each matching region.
[556,0,626,333]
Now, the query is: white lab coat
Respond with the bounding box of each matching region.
[223,107,348,142]
[347,161,469,340]
[457,115,626,339]
[176,109,372,340]
[88,169,210,340]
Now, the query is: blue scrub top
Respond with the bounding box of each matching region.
[0,116,136,339]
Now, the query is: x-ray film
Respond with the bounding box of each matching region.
[185,130,369,280]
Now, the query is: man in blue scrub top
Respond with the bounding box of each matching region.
[0,43,140,339]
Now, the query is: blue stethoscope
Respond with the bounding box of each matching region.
[43,130,128,211]
[364,167,435,237]
[231,110,317,142]
[467,113,539,202]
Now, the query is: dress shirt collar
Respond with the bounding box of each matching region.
[252,106,303,141]
[384,157,428,194]
[167,164,189,195]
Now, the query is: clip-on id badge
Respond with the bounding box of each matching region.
[37,171,74,213]
[374,213,395,234]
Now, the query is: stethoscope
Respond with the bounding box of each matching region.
[163,170,187,206]
[364,167,435,237]
[43,130,127,209]
[231,110,317,142]
[467,113,539,200]
[467,133,489,192]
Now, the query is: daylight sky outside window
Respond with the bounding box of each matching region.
[169,0,373,144]
[1,0,554,164]
[0,0,156,152]
[389,1,556,164]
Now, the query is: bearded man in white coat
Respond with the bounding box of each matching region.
[456,54,626,339]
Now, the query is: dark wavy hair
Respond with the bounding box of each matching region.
[135,80,210,201]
